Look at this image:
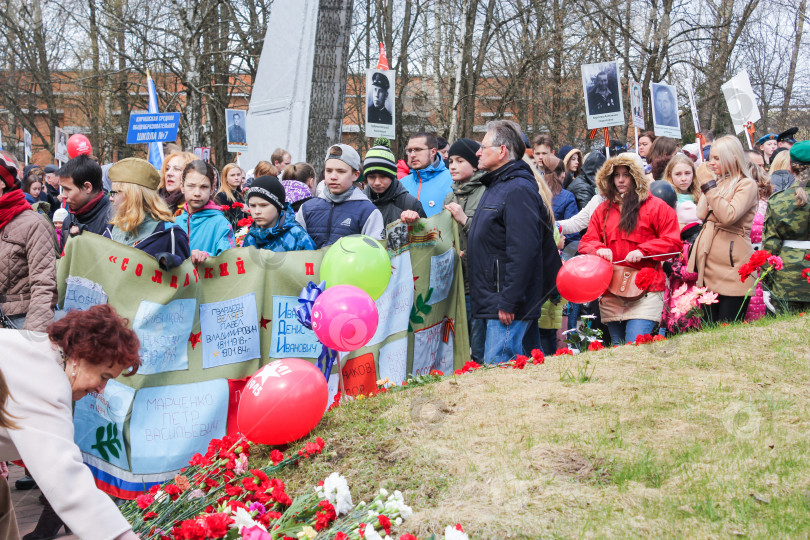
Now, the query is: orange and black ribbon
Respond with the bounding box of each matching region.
[442,317,455,343]
[745,122,757,147]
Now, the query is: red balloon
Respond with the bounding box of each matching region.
[556,254,613,303]
[237,358,328,445]
[66,134,92,159]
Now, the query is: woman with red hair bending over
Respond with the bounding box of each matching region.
[0,305,141,539]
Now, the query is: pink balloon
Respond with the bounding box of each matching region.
[311,285,378,352]
[556,254,613,303]
[67,134,92,158]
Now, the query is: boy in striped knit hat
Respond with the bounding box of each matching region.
[362,138,426,226]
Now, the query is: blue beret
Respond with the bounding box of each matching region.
[756,133,777,145]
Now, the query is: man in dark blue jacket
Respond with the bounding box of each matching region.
[467,120,562,364]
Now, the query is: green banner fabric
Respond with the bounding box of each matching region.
[58,211,468,497]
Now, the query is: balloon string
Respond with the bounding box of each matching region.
[612,252,681,264]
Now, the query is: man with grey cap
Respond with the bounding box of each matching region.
[295,143,384,248]
[367,72,392,125]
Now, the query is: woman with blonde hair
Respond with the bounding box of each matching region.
[687,135,759,322]
[214,163,246,227]
[158,151,196,215]
[106,158,190,268]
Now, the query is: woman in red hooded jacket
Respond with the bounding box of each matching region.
[579,153,682,344]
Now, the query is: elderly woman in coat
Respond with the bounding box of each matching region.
[0,305,141,539]
[0,151,57,331]
[687,135,759,323]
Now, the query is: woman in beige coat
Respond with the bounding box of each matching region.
[0,305,141,540]
[687,135,759,322]
[0,151,57,332]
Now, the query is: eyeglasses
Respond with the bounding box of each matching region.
[405,147,429,154]
[479,144,504,151]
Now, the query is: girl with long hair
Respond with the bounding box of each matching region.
[214,163,247,228]
[579,153,682,343]
[663,153,701,229]
[687,135,759,322]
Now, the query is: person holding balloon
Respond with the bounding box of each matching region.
[578,154,682,344]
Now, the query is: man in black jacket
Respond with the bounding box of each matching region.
[467,120,562,364]
[57,155,112,252]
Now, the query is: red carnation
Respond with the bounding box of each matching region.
[270,449,284,465]
[135,493,154,509]
[237,217,254,228]
[455,524,464,531]
[513,355,527,369]
[315,500,337,531]
[232,202,244,209]
[429,369,444,376]
[652,334,666,341]
[803,268,810,283]
[633,334,654,345]
[378,515,392,535]
[634,267,657,290]
[400,536,418,540]
[143,511,157,520]
[804,253,810,261]
[163,483,182,501]
[588,341,604,351]
[204,513,232,537]
[220,205,231,212]
[554,347,573,356]
[530,349,544,364]
[334,533,350,540]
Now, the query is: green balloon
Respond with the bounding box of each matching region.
[320,235,392,300]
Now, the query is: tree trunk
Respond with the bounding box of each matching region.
[780,0,806,123]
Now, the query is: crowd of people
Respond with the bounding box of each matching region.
[0,119,809,537]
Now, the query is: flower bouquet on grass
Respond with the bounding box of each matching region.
[666,284,718,332]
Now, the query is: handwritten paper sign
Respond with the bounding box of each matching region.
[200,293,261,368]
[367,252,413,346]
[378,337,408,386]
[62,276,107,312]
[133,299,196,375]
[270,295,321,358]
[412,318,454,375]
[427,248,454,305]
[129,379,228,474]
[341,352,377,396]
[74,380,135,470]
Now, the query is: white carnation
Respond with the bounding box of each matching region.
[320,472,354,515]
[444,526,469,540]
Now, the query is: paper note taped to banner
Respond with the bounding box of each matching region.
[74,380,136,470]
[200,293,261,368]
[721,71,761,135]
[133,299,196,375]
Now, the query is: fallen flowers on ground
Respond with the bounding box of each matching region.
[667,284,719,331]
[121,435,435,540]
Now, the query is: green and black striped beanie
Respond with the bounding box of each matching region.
[362,138,397,181]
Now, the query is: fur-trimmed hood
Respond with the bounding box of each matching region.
[596,153,649,204]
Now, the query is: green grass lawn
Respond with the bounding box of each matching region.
[254,313,810,539]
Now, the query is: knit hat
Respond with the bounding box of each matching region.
[247,175,285,212]
[789,140,810,165]
[362,138,397,180]
[52,208,68,223]
[324,144,361,171]
[448,138,480,169]
[557,145,575,161]
[108,158,161,190]
[0,154,19,189]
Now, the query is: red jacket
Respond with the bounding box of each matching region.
[579,196,682,291]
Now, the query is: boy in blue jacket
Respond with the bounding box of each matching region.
[243,175,316,251]
[295,144,383,248]
[175,160,235,264]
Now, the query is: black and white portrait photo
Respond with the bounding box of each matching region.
[365,69,396,139]
[581,61,625,129]
[226,109,248,152]
[630,81,645,129]
[55,127,69,163]
[651,82,682,138]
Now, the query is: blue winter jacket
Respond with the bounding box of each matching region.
[104,221,191,269]
[552,189,580,244]
[175,202,235,256]
[467,160,562,320]
[243,204,316,252]
[400,155,453,217]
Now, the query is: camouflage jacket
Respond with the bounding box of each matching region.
[762,186,810,302]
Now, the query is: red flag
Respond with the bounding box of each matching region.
[376,42,389,70]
